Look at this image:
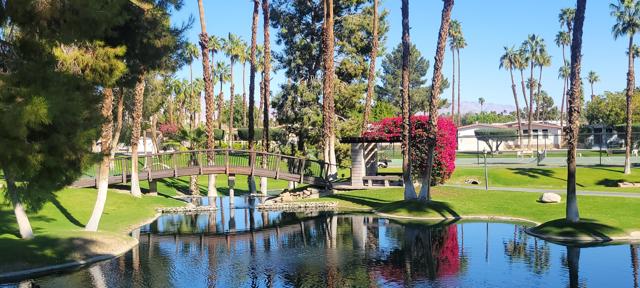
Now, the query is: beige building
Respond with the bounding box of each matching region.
[457,121,564,152]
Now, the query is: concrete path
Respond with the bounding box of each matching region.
[443,184,640,198]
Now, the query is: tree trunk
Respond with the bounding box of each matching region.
[197,0,218,197]
[229,61,236,148]
[243,62,247,127]
[401,0,416,200]
[528,60,535,149]
[418,0,453,202]
[86,88,114,232]
[632,245,639,288]
[567,246,581,288]
[261,0,272,195]
[510,69,523,147]
[322,0,337,180]
[218,80,224,129]
[519,69,529,112]
[362,0,378,133]
[560,44,567,129]
[150,115,159,153]
[110,88,125,161]
[590,82,595,102]
[450,48,456,119]
[130,72,145,198]
[536,64,543,121]
[625,35,635,175]
[457,47,462,126]
[248,0,260,194]
[566,0,586,223]
[4,169,34,239]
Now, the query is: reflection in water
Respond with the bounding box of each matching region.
[7,197,637,288]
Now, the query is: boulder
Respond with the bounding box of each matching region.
[539,193,561,203]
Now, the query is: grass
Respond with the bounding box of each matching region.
[305,186,640,239]
[0,188,183,274]
[448,166,640,192]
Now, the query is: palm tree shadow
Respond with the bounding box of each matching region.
[530,218,622,243]
[378,200,461,219]
[50,197,84,228]
[507,168,584,187]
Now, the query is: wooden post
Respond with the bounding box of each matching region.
[172,153,178,178]
[146,153,152,181]
[299,159,306,184]
[121,158,127,184]
[225,150,230,174]
[274,155,281,179]
[198,151,203,175]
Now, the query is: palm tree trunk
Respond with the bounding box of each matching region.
[566,0,586,223]
[130,72,145,198]
[150,115,159,153]
[242,61,247,127]
[457,47,462,126]
[86,88,114,232]
[418,0,453,202]
[450,48,456,119]
[197,0,218,197]
[519,69,529,112]
[632,245,639,288]
[218,78,224,129]
[625,36,634,175]
[401,0,416,201]
[229,60,236,148]
[261,0,272,195]
[110,88,125,161]
[560,76,567,129]
[4,169,34,239]
[536,65,543,121]
[362,0,378,133]
[510,69,523,147]
[322,0,337,180]
[247,0,260,194]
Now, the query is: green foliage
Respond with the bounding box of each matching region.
[474,128,518,153]
[461,111,516,125]
[585,90,640,126]
[236,127,283,141]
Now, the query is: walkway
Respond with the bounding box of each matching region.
[443,184,640,198]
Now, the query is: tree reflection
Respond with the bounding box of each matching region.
[632,244,638,288]
[503,225,551,274]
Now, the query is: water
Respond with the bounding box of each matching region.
[4,196,639,288]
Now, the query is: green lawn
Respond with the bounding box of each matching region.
[306,186,640,239]
[449,166,640,192]
[0,188,183,274]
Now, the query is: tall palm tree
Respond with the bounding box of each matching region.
[130,73,146,198]
[455,28,466,126]
[196,0,217,197]
[558,61,571,128]
[322,0,337,179]
[611,0,640,175]
[559,7,576,35]
[400,0,416,200]
[522,34,543,148]
[247,0,260,194]
[208,35,221,85]
[448,20,460,120]
[241,45,249,127]
[362,0,379,132]
[418,0,454,202]
[587,70,600,101]
[500,46,524,147]
[535,47,551,121]
[515,49,530,113]
[215,61,230,129]
[566,0,587,223]
[478,97,485,113]
[185,43,200,125]
[261,0,272,195]
[223,33,245,146]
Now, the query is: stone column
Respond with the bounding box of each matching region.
[364,143,378,176]
[228,175,235,206]
[350,143,365,187]
[148,180,158,196]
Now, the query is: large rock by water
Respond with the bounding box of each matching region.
[539,193,561,203]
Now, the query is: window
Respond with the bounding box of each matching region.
[542,129,549,139]
[523,130,529,135]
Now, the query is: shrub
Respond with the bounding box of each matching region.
[362,116,457,184]
[237,127,283,142]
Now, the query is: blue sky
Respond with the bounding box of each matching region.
[170,0,629,109]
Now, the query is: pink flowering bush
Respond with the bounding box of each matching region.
[362,116,457,184]
[158,122,179,138]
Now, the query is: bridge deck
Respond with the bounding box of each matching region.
[72,149,330,188]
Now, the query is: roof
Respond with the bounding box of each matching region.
[459,121,561,130]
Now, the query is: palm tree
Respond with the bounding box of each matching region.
[417,0,454,202]
[362,0,379,132]
[566,0,587,223]
[587,70,600,101]
[558,61,570,128]
[401,0,416,200]
[261,0,272,195]
[455,27,466,126]
[185,43,200,124]
[478,97,485,113]
[247,0,260,194]
[130,73,146,198]
[534,47,551,121]
[241,45,249,127]
[500,46,524,147]
[611,0,640,175]
[522,34,543,148]
[208,35,222,85]
[164,127,207,195]
[215,61,230,129]
[223,33,245,146]
[322,0,337,179]
[515,49,530,113]
[448,20,460,120]
[559,7,576,35]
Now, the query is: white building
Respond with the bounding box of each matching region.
[457,121,564,152]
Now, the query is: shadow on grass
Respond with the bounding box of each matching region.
[507,168,584,187]
[50,197,84,228]
[323,193,396,209]
[0,235,109,280]
[377,200,461,219]
[0,205,55,238]
[596,179,626,187]
[530,218,623,242]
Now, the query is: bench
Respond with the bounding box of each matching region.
[516,150,534,158]
[362,175,402,187]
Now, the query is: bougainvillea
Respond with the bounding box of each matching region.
[362,116,457,185]
[158,122,179,138]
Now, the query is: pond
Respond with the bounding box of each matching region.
[5,196,640,288]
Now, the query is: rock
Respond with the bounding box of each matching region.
[618,182,640,188]
[186,202,197,209]
[539,193,561,203]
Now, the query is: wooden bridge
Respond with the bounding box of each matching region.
[72,149,332,189]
